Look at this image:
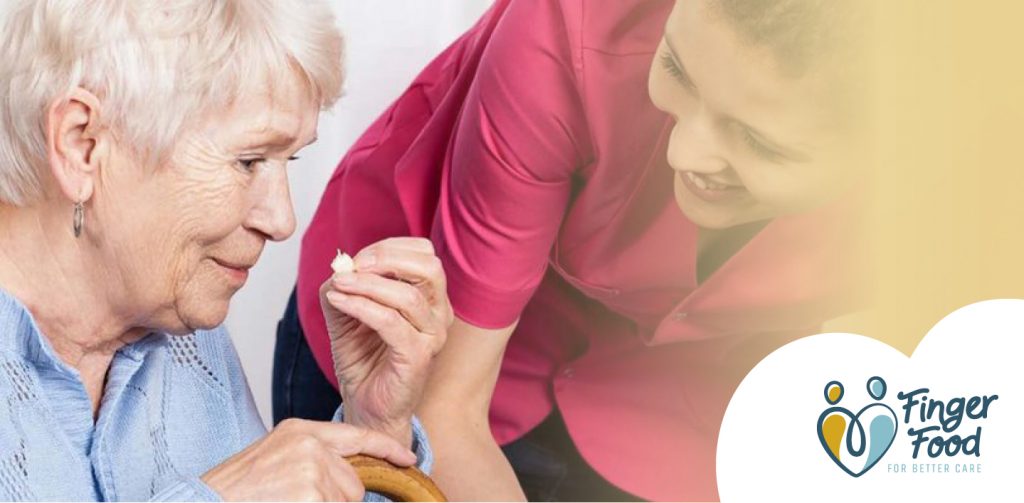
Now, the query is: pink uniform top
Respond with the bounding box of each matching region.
[297,1,861,499]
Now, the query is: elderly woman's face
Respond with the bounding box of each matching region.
[99,70,319,333]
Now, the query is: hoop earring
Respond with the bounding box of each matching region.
[73,201,84,238]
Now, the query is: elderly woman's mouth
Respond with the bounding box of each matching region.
[212,258,254,284]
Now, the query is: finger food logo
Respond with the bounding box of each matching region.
[817,376,999,477]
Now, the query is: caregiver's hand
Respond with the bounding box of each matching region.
[201,418,416,501]
[320,237,452,448]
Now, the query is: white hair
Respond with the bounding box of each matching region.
[0,0,345,206]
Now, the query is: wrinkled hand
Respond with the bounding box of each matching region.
[320,237,452,448]
[201,418,416,501]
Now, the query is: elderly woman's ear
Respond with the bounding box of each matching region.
[44,87,107,210]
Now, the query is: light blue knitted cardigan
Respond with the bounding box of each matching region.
[0,288,431,501]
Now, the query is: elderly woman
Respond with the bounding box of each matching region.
[0,1,450,501]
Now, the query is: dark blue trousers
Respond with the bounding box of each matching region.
[272,289,641,501]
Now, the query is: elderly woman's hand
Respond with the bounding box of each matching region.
[319,237,452,447]
[201,418,416,501]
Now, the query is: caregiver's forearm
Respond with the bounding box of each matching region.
[417,318,525,501]
[419,406,523,501]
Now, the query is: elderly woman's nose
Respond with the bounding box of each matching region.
[248,169,298,241]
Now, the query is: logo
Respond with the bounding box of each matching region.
[817,376,898,477]
[816,375,999,478]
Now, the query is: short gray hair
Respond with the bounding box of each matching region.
[0,0,345,206]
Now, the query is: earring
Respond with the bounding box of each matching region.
[73,201,84,238]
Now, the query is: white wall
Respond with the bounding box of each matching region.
[225,0,494,426]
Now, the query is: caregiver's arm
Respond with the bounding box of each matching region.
[416,3,587,500]
[417,318,523,501]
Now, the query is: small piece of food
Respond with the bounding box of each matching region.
[331,250,356,274]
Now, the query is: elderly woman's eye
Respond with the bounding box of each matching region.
[236,156,300,172]
[237,158,264,172]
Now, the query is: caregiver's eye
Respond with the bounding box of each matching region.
[741,128,785,163]
[660,53,697,95]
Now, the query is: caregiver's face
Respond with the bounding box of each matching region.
[648,0,854,229]
[104,68,319,333]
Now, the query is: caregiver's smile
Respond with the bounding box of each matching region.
[677,169,746,203]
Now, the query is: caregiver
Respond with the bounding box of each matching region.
[283,0,867,500]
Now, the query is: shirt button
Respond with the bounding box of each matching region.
[673,311,689,321]
[562,368,575,378]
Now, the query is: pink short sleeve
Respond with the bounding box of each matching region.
[431,0,590,329]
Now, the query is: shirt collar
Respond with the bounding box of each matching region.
[0,287,164,369]
[0,286,73,371]
[653,196,870,344]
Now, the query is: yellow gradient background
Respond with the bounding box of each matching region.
[832,1,1024,354]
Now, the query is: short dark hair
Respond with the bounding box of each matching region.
[708,0,866,78]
